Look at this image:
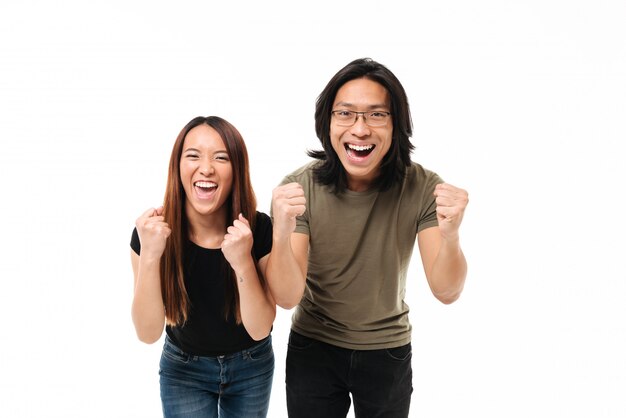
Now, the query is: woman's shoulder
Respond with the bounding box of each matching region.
[130,227,140,254]
[252,211,273,257]
[254,211,272,229]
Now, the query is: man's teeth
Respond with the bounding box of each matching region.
[347,144,374,151]
[194,181,217,189]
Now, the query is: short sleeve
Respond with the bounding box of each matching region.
[270,174,311,236]
[253,211,273,259]
[416,171,444,233]
[130,227,141,255]
[269,174,297,218]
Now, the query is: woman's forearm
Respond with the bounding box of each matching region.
[234,259,276,341]
[132,256,166,343]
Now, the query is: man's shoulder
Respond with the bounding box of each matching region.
[402,162,444,195]
[407,161,438,177]
[282,160,319,183]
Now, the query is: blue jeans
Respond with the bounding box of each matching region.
[286,331,412,418]
[159,335,274,418]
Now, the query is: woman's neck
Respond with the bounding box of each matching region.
[186,207,228,249]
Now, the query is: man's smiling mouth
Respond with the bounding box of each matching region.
[345,143,375,158]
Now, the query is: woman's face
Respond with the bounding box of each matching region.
[179,124,233,221]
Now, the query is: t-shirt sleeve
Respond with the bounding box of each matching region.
[271,165,313,236]
[294,212,310,235]
[269,174,297,219]
[270,173,311,236]
[253,211,273,259]
[130,227,141,255]
[416,171,445,233]
[289,173,310,236]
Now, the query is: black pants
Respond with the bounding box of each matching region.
[286,330,413,418]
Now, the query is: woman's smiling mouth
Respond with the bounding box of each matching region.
[194,180,217,199]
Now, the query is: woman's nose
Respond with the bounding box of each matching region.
[199,160,215,176]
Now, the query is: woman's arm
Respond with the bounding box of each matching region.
[222,214,276,340]
[131,207,170,343]
[234,254,276,340]
[131,251,166,343]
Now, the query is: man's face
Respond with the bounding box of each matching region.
[330,78,393,192]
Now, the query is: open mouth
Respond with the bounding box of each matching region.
[345,143,375,159]
[194,180,217,198]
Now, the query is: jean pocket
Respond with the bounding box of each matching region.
[287,331,316,351]
[162,339,191,364]
[385,343,412,362]
[247,337,274,361]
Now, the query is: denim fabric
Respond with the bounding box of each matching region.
[159,335,274,418]
[286,331,412,418]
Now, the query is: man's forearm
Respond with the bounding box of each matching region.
[266,237,306,309]
[428,238,467,304]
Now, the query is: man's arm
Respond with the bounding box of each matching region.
[266,182,309,309]
[417,183,469,304]
[267,232,309,309]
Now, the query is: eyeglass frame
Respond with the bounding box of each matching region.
[330,110,392,127]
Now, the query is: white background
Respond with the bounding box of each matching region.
[1,1,625,417]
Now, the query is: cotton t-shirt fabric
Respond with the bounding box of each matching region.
[130,211,273,356]
[279,161,443,350]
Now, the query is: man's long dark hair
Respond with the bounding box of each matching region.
[308,58,415,193]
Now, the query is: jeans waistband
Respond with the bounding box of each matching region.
[164,334,272,360]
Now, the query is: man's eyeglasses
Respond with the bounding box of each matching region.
[331,110,391,127]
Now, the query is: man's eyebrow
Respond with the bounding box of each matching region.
[333,101,389,109]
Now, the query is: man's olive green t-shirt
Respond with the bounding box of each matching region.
[279,161,443,350]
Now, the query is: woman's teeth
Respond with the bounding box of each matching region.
[194,181,217,189]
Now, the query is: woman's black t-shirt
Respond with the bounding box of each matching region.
[130,211,273,356]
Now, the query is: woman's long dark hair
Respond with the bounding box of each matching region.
[308,58,415,193]
[160,116,258,326]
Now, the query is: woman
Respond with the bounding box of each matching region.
[130,116,276,417]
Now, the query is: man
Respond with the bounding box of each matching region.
[267,58,468,418]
